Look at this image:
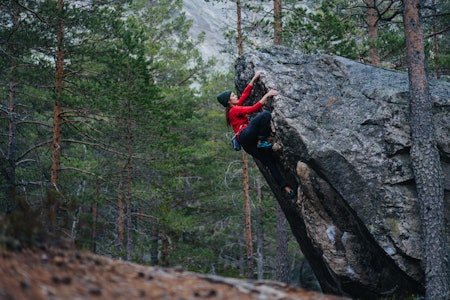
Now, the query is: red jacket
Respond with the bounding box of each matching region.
[229,84,262,134]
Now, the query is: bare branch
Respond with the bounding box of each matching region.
[177,71,196,86]
[61,138,155,161]
[17,120,52,128]
[425,25,450,38]
[15,158,36,167]
[131,212,160,222]
[60,166,104,179]
[13,0,50,25]
[17,139,52,162]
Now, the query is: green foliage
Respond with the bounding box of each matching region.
[284,1,363,59]
[283,0,449,77]
[422,1,450,78]
[0,0,312,286]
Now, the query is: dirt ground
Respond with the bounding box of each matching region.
[0,244,348,300]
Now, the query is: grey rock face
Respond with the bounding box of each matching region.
[234,46,450,299]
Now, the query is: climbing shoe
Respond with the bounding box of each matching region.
[289,189,297,199]
[257,141,272,149]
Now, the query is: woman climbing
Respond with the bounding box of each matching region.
[217,71,296,199]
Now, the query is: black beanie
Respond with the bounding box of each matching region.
[217,90,232,107]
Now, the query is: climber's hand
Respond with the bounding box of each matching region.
[250,71,264,86]
[267,89,278,97]
[255,70,264,78]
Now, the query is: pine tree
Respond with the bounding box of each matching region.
[283,1,361,58]
[0,0,55,214]
[403,1,449,299]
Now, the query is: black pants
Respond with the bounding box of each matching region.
[238,111,287,189]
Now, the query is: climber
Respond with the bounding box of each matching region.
[217,71,296,199]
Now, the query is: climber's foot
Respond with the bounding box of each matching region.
[257,141,272,149]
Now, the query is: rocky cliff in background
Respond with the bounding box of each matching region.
[183,0,234,70]
[234,46,450,299]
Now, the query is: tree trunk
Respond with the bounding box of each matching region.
[237,0,243,55]
[51,0,65,189]
[273,0,282,45]
[161,228,169,267]
[0,0,19,215]
[403,1,449,299]
[150,226,159,266]
[7,78,17,185]
[239,233,244,277]
[91,201,97,253]
[236,0,253,280]
[126,77,133,261]
[275,201,289,283]
[365,0,380,66]
[273,0,288,282]
[272,0,288,282]
[255,177,264,280]
[5,74,17,214]
[126,148,132,261]
[117,179,124,250]
[242,151,253,279]
[70,207,80,241]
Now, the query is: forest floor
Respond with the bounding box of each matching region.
[0,243,348,300]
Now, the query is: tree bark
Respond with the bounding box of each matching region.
[242,151,254,279]
[126,69,133,261]
[403,1,449,299]
[256,177,264,280]
[5,44,18,214]
[150,226,159,266]
[117,179,124,250]
[365,0,380,66]
[91,182,99,253]
[161,228,169,267]
[236,0,253,279]
[275,201,289,283]
[237,0,243,55]
[51,0,65,189]
[273,0,288,282]
[273,0,283,45]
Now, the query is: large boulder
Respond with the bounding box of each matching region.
[234,46,450,299]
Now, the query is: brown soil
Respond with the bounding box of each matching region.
[0,245,347,300]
